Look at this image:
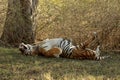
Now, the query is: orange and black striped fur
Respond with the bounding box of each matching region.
[61,45,109,60]
[19,33,109,60]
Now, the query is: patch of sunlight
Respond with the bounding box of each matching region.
[41,72,53,80]
[81,21,88,25]
[60,75,119,80]
[85,0,96,3]
[51,0,64,7]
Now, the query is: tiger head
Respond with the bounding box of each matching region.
[19,43,32,56]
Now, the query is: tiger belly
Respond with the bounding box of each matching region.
[38,47,62,58]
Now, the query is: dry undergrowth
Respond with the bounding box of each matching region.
[0,0,119,50]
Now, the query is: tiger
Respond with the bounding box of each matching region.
[19,38,73,57]
[19,33,110,60]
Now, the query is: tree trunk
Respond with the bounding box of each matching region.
[0,0,38,47]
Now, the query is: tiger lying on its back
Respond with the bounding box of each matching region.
[19,33,109,60]
[19,38,72,58]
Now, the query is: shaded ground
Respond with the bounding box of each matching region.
[0,47,120,80]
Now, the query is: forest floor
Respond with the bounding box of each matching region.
[0,47,120,80]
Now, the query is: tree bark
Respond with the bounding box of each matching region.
[0,0,38,47]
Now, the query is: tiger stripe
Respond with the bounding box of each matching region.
[19,32,110,60]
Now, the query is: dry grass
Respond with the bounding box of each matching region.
[35,0,120,50]
[0,47,120,80]
[0,0,119,50]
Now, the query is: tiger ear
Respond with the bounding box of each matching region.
[23,45,28,49]
[21,42,25,45]
[19,42,24,46]
[20,42,27,49]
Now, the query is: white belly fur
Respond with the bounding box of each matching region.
[41,38,63,51]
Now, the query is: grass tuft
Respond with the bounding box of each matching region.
[0,47,120,80]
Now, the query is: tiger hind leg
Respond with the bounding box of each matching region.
[94,45,110,60]
[85,45,110,60]
[44,47,62,58]
[85,45,100,57]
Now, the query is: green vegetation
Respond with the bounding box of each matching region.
[0,48,120,80]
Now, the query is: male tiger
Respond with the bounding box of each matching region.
[19,33,109,60]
